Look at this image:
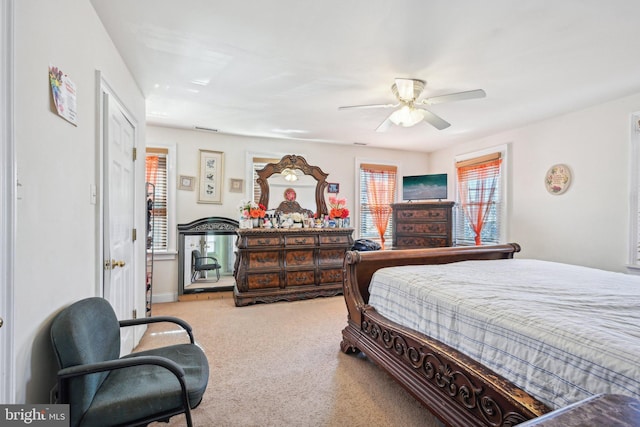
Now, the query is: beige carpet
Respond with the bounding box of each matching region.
[138,294,442,427]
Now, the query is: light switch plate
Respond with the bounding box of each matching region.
[90,184,97,204]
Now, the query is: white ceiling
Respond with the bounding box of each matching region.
[90,0,640,152]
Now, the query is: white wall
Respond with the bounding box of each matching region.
[14,0,145,402]
[429,92,640,272]
[146,125,431,300]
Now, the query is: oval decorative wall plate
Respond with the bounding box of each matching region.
[545,164,572,195]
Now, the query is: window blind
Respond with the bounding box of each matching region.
[146,148,168,251]
[252,157,280,203]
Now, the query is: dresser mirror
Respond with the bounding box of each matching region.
[257,154,329,217]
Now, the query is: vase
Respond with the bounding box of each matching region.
[252,218,259,228]
[336,218,343,228]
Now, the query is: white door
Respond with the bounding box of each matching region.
[0,0,15,403]
[103,91,136,354]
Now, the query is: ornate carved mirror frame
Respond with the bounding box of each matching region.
[257,154,329,217]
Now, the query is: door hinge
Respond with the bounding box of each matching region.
[132,147,137,161]
[132,309,137,319]
[132,228,137,242]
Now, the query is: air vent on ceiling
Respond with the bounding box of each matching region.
[194,126,219,133]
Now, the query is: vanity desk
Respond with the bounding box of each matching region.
[233,227,354,306]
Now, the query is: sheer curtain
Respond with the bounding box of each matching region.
[363,164,397,249]
[145,155,159,186]
[456,153,502,245]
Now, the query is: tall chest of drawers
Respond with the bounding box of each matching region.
[233,228,354,306]
[391,202,455,249]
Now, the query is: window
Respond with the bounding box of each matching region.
[629,114,640,271]
[252,156,280,203]
[145,144,176,255]
[455,149,505,246]
[358,162,398,248]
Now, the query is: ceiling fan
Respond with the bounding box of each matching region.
[339,78,486,132]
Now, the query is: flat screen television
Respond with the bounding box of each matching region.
[402,173,448,201]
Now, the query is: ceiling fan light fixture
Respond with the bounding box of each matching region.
[392,78,425,102]
[282,168,298,182]
[389,105,425,127]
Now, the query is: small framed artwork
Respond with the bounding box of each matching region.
[198,149,224,204]
[229,178,244,193]
[178,175,195,191]
[327,183,340,193]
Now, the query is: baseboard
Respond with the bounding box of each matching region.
[152,292,178,303]
[179,291,233,301]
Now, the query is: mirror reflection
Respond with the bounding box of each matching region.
[266,173,316,212]
[182,234,235,292]
[177,217,239,295]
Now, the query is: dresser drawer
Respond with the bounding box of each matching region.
[319,234,351,245]
[248,251,280,268]
[396,222,448,235]
[318,248,347,265]
[284,234,317,246]
[245,235,281,247]
[285,250,314,267]
[247,273,281,289]
[286,270,315,286]
[397,208,449,221]
[319,268,343,284]
[396,236,449,248]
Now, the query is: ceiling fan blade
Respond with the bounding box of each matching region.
[420,108,451,130]
[375,116,393,133]
[421,89,486,105]
[338,103,398,110]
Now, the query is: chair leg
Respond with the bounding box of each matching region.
[183,406,194,427]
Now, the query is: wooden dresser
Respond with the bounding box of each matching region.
[391,201,454,249]
[233,228,354,306]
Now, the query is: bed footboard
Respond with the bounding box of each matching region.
[340,244,551,427]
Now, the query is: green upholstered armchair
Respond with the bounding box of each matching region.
[50,297,209,427]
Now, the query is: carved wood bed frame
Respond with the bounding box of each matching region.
[340,244,553,426]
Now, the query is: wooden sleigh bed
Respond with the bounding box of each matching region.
[340,243,640,426]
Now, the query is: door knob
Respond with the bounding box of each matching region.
[0,317,3,328]
[104,259,126,270]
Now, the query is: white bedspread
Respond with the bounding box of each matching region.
[367,259,640,409]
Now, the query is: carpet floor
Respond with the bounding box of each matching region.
[138,294,442,427]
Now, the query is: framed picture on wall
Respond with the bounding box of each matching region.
[198,149,224,204]
[178,175,195,191]
[229,178,244,193]
[327,183,340,193]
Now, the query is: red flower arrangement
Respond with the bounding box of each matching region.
[328,196,349,219]
[240,201,266,219]
[250,204,267,218]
